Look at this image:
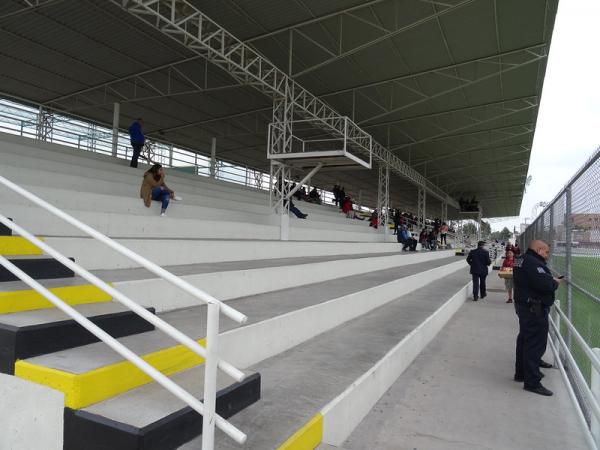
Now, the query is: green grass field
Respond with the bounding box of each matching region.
[551,255,600,384]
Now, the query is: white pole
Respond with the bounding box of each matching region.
[592,348,600,447]
[0,255,246,444]
[112,102,120,157]
[0,175,246,325]
[210,137,217,179]
[0,213,244,382]
[202,302,220,450]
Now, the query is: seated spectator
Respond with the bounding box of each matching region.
[427,229,438,250]
[369,210,379,229]
[419,228,429,249]
[286,197,308,219]
[140,163,180,217]
[308,187,322,204]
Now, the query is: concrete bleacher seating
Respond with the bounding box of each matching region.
[0,133,474,449]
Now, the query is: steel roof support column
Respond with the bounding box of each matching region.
[210,137,217,179]
[441,202,448,225]
[417,187,426,230]
[111,102,120,157]
[377,163,390,241]
[36,106,54,142]
[270,161,291,240]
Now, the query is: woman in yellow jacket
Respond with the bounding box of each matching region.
[140,164,180,216]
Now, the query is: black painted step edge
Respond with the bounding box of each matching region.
[0,307,156,375]
[0,218,13,236]
[64,372,261,450]
[0,257,75,282]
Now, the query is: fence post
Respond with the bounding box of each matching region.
[565,186,573,350]
[202,301,220,450]
[592,348,600,447]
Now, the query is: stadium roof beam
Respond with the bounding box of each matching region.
[357,49,546,125]
[115,0,459,208]
[292,0,476,78]
[0,0,63,21]
[318,44,546,98]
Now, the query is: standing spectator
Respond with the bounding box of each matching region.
[128,118,145,168]
[502,250,516,303]
[419,228,428,249]
[339,187,346,209]
[393,210,400,235]
[513,243,522,256]
[440,222,449,246]
[332,185,341,206]
[427,229,438,250]
[342,196,354,218]
[140,163,179,217]
[466,241,492,301]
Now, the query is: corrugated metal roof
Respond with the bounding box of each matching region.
[0,0,559,216]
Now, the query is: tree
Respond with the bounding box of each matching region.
[481,220,491,238]
[463,222,477,236]
[490,227,513,241]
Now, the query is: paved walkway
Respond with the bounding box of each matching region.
[339,273,589,450]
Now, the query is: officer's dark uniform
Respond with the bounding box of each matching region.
[513,248,559,389]
[466,244,491,300]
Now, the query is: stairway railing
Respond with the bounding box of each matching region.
[0,174,248,449]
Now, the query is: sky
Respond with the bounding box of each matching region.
[491,0,600,232]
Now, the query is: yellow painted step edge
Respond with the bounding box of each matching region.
[0,284,112,314]
[15,338,207,409]
[277,413,323,450]
[0,236,44,255]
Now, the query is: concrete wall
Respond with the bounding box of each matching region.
[0,374,64,450]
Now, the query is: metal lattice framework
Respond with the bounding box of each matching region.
[377,162,390,235]
[417,187,427,230]
[35,107,54,141]
[115,0,458,209]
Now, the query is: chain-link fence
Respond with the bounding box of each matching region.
[519,147,600,432]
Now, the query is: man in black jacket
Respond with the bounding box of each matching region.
[513,240,562,396]
[466,241,491,301]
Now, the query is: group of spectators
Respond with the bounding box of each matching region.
[290,183,322,205]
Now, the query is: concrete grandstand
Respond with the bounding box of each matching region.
[0,1,592,449]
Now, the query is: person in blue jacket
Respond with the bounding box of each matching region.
[128,118,145,168]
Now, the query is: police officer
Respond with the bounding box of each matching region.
[513,240,562,396]
[466,241,492,301]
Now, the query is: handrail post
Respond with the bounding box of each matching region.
[202,301,220,450]
[592,348,600,447]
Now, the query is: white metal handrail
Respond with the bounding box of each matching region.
[0,175,246,324]
[0,173,251,448]
[549,302,600,449]
[0,255,244,445]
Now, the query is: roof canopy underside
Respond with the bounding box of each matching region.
[0,0,559,217]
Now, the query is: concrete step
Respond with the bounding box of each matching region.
[4,203,391,243]
[15,256,461,410]
[64,368,261,450]
[0,236,44,256]
[0,256,75,282]
[0,281,112,314]
[42,237,403,270]
[0,302,155,374]
[208,272,471,450]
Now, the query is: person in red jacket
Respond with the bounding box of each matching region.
[502,250,515,303]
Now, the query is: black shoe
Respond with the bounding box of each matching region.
[481,295,487,299]
[539,360,553,369]
[473,297,478,302]
[524,384,553,396]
